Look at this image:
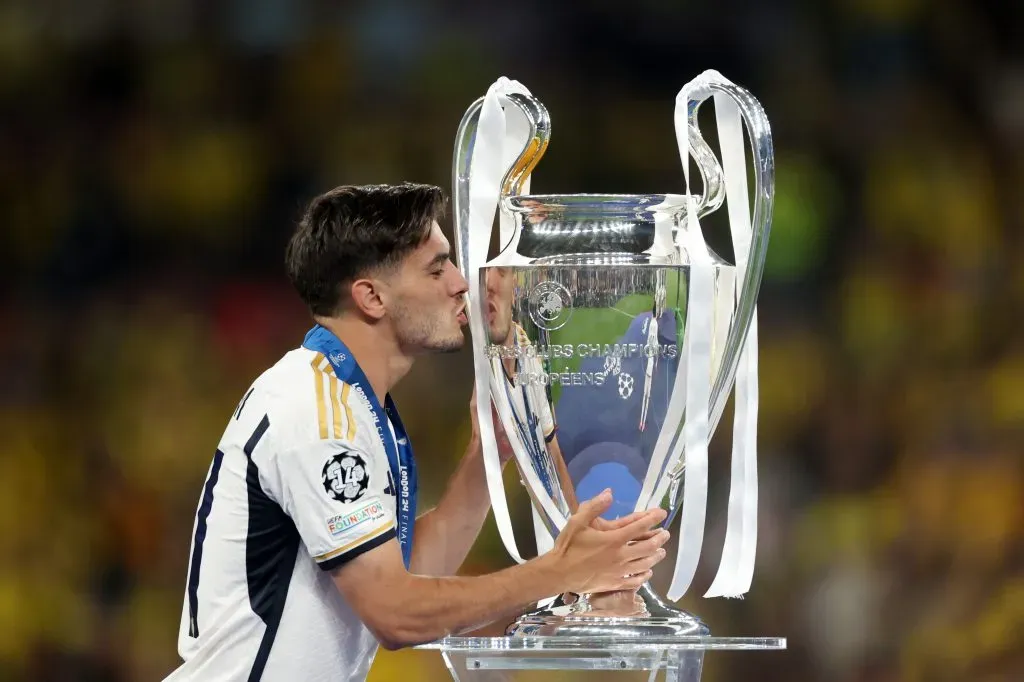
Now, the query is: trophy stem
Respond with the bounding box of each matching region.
[505,582,710,637]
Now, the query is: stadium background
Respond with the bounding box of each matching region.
[0,1,1021,680]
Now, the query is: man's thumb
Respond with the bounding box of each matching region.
[576,489,613,524]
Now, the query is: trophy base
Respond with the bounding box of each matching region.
[506,583,710,637]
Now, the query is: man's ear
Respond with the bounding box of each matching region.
[349,277,387,321]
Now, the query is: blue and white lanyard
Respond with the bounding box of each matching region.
[303,325,417,569]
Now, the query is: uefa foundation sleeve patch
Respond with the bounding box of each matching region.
[325,497,388,541]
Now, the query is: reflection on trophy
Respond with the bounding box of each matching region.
[484,266,578,516]
[454,71,774,639]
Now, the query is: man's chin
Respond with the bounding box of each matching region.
[428,333,466,354]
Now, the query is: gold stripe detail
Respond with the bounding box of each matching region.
[311,353,328,439]
[341,383,356,440]
[328,374,343,439]
[311,351,357,442]
[315,524,392,562]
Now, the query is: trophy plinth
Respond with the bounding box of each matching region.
[416,632,786,682]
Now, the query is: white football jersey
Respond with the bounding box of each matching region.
[165,347,403,682]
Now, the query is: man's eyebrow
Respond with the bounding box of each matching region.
[426,252,450,269]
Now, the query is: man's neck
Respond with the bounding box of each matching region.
[316,316,413,403]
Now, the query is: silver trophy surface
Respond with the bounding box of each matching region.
[453,73,774,641]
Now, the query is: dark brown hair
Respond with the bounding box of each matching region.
[285,183,446,316]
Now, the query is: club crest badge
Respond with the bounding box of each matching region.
[528,281,573,331]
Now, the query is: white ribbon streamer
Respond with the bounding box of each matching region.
[666,76,716,601]
[466,77,532,564]
[704,85,759,598]
[465,77,567,566]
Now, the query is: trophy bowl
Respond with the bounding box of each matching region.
[454,74,773,637]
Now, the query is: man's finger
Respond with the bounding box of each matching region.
[625,529,664,544]
[591,509,653,531]
[573,489,613,526]
[613,508,667,542]
[626,546,668,572]
[623,529,670,561]
[620,570,654,590]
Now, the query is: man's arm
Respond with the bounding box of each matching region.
[411,402,579,575]
[333,492,668,650]
[410,393,514,576]
[337,535,557,650]
[410,436,492,575]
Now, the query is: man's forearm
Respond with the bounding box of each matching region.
[359,553,561,649]
[411,436,493,575]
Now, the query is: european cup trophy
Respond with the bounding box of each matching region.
[453,71,773,643]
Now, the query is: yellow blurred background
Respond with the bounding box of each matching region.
[0,1,1021,680]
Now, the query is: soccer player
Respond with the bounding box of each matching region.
[165,183,670,681]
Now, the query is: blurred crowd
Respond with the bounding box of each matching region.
[1,1,1021,681]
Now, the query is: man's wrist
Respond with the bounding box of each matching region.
[527,548,564,600]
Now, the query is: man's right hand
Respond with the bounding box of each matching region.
[548,489,669,594]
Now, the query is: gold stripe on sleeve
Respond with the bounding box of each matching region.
[328,374,343,439]
[311,353,329,439]
[341,383,356,440]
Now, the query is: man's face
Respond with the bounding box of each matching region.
[485,267,515,345]
[387,222,470,354]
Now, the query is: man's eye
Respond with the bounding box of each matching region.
[431,269,444,277]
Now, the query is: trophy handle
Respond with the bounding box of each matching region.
[687,122,726,220]
[685,79,774,446]
[642,77,775,498]
[452,92,551,283]
[500,94,551,197]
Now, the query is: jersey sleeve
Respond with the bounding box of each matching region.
[268,439,397,571]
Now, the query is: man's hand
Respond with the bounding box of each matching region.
[591,511,664,533]
[548,490,669,594]
[591,512,666,549]
[469,387,514,466]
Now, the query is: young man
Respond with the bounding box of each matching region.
[165,183,669,682]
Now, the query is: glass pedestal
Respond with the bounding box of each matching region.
[416,636,786,681]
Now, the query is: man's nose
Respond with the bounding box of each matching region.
[454,269,470,296]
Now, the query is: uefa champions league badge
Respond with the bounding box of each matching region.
[528,281,573,330]
[321,452,370,503]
